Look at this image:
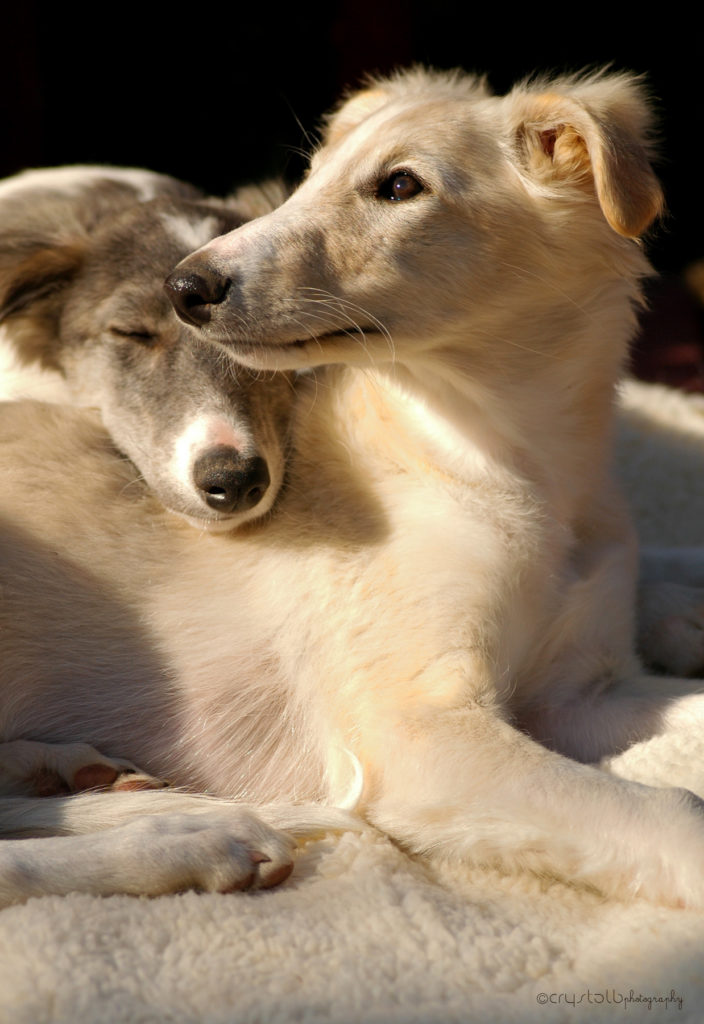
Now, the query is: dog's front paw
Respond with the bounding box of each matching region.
[0,739,167,797]
[638,582,704,676]
[108,808,296,895]
[635,787,704,909]
[72,756,167,794]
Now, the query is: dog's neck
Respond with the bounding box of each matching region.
[371,255,645,506]
[324,327,626,526]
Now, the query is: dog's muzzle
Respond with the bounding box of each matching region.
[165,266,231,327]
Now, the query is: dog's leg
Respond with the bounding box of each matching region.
[0,790,359,905]
[0,789,358,837]
[0,740,166,797]
[638,582,704,676]
[637,548,704,675]
[0,804,297,906]
[521,672,704,765]
[365,702,704,908]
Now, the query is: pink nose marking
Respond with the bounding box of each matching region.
[203,419,248,451]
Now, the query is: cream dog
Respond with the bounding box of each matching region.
[164,67,704,905]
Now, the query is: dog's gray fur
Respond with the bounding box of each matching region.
[0,167,294,528]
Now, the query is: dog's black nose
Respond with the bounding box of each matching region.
[193,447,270,514]
[164,268,231,326]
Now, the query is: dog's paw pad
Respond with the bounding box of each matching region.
[72,763,168,792]
[73,762,121,790]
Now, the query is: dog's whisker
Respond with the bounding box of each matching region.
[281,97,320,155]
[296,289,395,363]
[287,314,329,353]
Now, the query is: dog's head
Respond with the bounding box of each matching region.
[165,68,662,378]
[0,167,295,529]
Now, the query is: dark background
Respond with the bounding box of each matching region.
[3,3,703,384]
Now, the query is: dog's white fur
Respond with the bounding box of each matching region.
[2,67,704,907]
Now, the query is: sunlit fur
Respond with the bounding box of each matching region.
[2,69,704,907]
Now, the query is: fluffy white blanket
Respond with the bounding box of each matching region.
[1,374,704,1024]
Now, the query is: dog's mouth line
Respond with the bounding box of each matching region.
[174,508,254,533]
[227,325,383,351]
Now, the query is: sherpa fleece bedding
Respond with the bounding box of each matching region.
[1,373,704,1024]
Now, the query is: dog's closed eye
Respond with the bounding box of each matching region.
[109,325,157,345]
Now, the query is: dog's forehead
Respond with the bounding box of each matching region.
[158,211,227,253]
[99,278,172,320]
[87,201,237,277]
[314,95,502,179]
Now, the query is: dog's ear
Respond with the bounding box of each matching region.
[321,83,393,146]
[0,241,86,370]
[509,71,663,238]
[0,166,203,367]
[0,232,87,368]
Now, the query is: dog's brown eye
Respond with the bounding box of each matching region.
[377,171,424,202]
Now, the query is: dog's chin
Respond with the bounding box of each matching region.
[169,507,271,534]
[209,327,387,372]
[212,339,317,373]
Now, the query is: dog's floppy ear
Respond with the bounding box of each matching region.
[0,245,84,318]
[0,229,87,368]
[509,71,663,238]
[0,166,202,367]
